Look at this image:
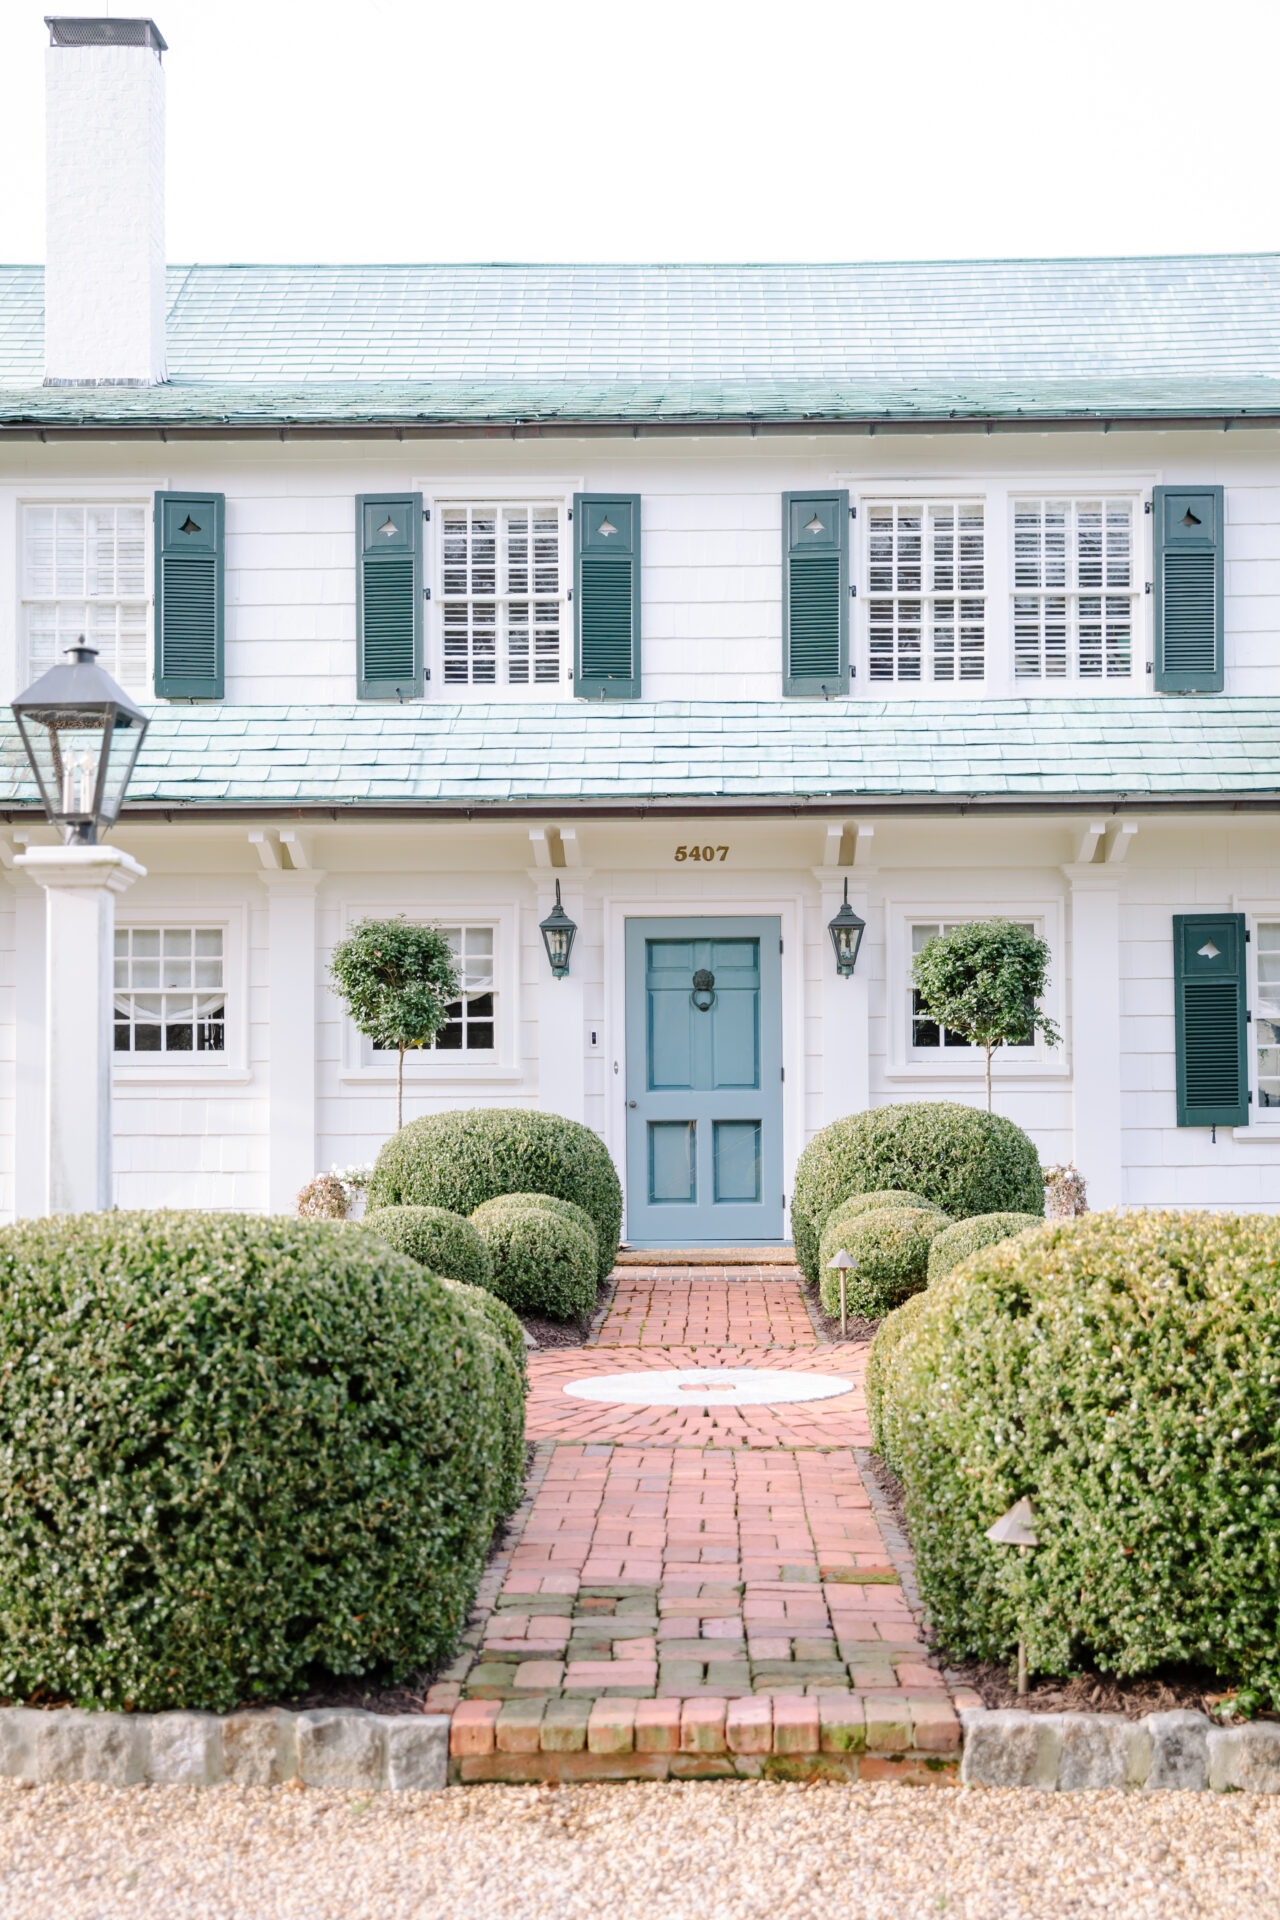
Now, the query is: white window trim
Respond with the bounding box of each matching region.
[1233,901,1280,1138]
[883,898,1068,1081]
[414,476,582,704]
[857,491,989,694]
[839,472,1156,701]
[16,489,156,703]
[112,904,249,1083]
[336,898,524,1084]
[1008,491,1145,691]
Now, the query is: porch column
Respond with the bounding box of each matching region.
[260,870,321,1213]
[816,870,876,1125]
[535,877,588,1123]
[11,879,47,1218]
[1064,864,1123,1210]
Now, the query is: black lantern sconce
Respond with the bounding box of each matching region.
[539,880,577,980]
[11,642,149,844]
[827,879,866,979]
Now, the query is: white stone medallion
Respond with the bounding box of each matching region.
[562,1367,854,1408]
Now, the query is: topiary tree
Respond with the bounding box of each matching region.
[329,917,460,1130]
[912,919,1060,1111]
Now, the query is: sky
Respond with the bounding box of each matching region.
[0,0,1275,265]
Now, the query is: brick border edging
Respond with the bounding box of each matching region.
[962,1708,1280,1791]
[0,1705,450,1790]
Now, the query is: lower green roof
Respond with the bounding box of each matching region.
[0,701,1274,812]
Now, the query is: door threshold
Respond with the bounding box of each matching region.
[616,1245,798,1267]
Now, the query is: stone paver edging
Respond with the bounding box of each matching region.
[962,1707,1280,1793]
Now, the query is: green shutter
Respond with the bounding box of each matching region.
[154,492,224,699]
[783,490,848,696]
[1174,912,1248,1127]
[1153,485,1223,693]
[574,494,640,699]
[357,494,423,700]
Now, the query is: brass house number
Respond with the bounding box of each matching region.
[674,845,729,862]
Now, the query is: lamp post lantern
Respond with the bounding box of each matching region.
[10,643,148,1214]
[539,880,578,980]
[827,878,866,978]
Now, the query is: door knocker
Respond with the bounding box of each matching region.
[691,969,716,1012]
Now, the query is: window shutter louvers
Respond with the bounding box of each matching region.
[574,495,641,699]
[783,490,848,695]
[1174,912,1249,1127]
[154,492,224,699]
[357,493,423,700]
[1153,485,1224,693]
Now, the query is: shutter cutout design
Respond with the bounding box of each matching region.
[574,494,640,698]
[357,494,423,700]
[783,491,848,695]
[1153,485,1224,693]
[154,492,224,699]
[1174,912,1248,1127]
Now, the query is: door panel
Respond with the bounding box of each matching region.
[625,917,783,1246]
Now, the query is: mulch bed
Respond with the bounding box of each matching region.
[949,1659,1278,1724]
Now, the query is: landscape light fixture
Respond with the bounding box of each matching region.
[986,1496,1040,1699]
[11,641,149,844]
[827,1248,857,1338]
[827,879,866,978]
[539,880,577,980]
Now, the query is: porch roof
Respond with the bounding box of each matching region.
[3,257,1280,429]
[0,700,1275,815]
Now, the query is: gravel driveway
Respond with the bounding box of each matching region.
[2,1779,1277,1919]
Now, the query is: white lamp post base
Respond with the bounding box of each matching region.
[15,845,145,1215]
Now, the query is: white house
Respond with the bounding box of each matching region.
[0,16,1277,1241]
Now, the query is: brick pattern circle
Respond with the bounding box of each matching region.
[562,1366,855,1407]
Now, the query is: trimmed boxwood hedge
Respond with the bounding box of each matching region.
[470,1191,600,1266]
[868,1210,1280,1702]
[437,1278,527,1521]
[821,1189,946,1248]
[0,1211,516,1713]
[362,1204,493,1291]
[926,1210,1044,1283]
[792,1103,1043,1283]
[368,1109,621,1280]
[472,1203,598,1322]
[818,1205,949,1318]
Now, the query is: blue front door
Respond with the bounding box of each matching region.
[624,917,783,1247]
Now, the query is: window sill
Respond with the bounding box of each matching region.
[883,1059,1069,1081]
[1232,1123,1280,1142]
[340,1065,525,1087]
[114,1064,253,1085]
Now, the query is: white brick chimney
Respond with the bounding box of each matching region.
[43,17,168,385]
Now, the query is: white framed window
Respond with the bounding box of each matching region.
[908,919,1038,1057]
[1254,920,1280,1112]
[1012,497,1138,681]
[114,926,226,1056]
[22,503,149,690]
[368,925,498,1060]
[865,501,985,683]
[437,503,565,694]
[882,902,1066,1080]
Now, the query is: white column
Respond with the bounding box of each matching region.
[816,871,876,1125]
[12,883,47,1218]
[260,871,321,1214]
[535,877,587,1123]
[15,845,144,1215]
[1064,864,1123,1210]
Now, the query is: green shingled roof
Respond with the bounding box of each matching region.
[4,257,1280,427]
[0,701,1274,812]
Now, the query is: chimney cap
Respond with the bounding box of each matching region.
[45,17,167,54]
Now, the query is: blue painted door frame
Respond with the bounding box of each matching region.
[624,917,784,1247]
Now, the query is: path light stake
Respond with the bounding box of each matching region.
[986,1496,1040,1698]
[827,1248,856,1339]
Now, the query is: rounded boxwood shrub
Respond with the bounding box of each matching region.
[363,1204,493,1291]
[368,1109,621,1280]
[471,1191,599,1264]
[926,1210,1044,1283]
[818,1205,949,1318]
[821,1189,946,1247]
[472,1204,598,1322]
[792,1102,1043,1283]
[437,1278,527,1520]
[870,1210,1280,1701]
[0,1211,516,1713]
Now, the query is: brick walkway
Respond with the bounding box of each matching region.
[439,1267,964,1782]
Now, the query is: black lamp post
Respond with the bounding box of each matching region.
[827,878,866,978]
[11,642,149,843]
[539,880,577,979]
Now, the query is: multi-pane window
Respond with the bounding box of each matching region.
[867,502,985,682]
[440,505,562,689]
[910,920,1036,1052]
[372,926,496,1056]
[114,928,225,1054]
[1255,921,1280,1109]
[1013,499,1136,680]
[23,505,148,688]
